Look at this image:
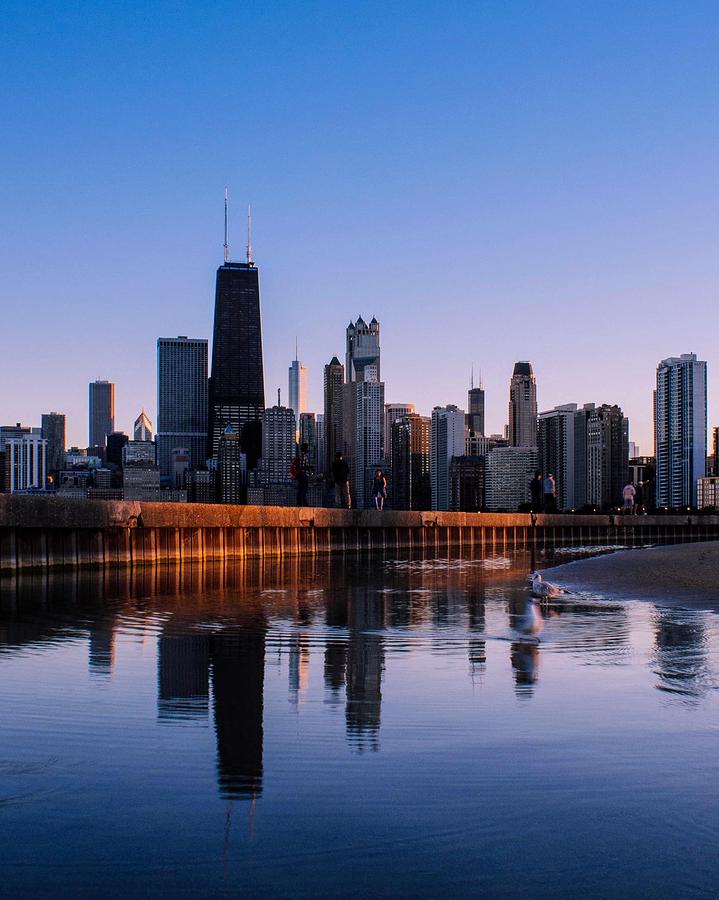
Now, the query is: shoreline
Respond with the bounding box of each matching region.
[546,541,719,610]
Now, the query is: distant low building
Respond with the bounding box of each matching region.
[449,456,484,512]
[697,477,719,510]
[123,463,161,500]
[123,441,156,466]
[187,469,216,503]
[3,435,47,493]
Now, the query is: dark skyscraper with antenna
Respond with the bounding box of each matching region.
[207,196,265,469]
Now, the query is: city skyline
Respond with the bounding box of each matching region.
[3,4,719,451]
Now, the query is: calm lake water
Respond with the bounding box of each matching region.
[2,549,719,898]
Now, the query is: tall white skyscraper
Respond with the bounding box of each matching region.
[655,353,707,508]
[508,361,537,447]
[288,352,308,444]
[430,405,465,511]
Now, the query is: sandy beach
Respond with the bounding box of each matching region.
[547,541,719,610]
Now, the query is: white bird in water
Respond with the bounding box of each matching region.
[529,572,563,600]
[514,596,544,637]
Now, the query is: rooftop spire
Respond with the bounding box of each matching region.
[223,188,229,263]
[295,336,298,362]
[247,204,253,265]
[470,365,474,390]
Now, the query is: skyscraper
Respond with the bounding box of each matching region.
[346,316,380,382]
[89,380,115,448]
[485,446,538,511]
[299,412,317,469]
[538,404,580,511]
[342,317,385,507]
[41,412,66,476]
[207,210,265,468]
[586,404,629,509]
[508,362,537,447]
[655,353,707,508]
[342,371,385,509]
[261,405,296,483]
[391,413,431,510]
[134,410,153,442]
[288,353,308,444]
[430,405,465,510]
[157,336,208,479]
[316,413,325,476]
[323,357,344,475]
[3,435,47,492]
[467,372,485,436]
[217,424,245,504]
[384,403,415,462]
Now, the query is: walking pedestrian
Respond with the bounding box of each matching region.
[372,469,387,510]
[530,470,544,512]
[331,451,351,509]
[543,473,557,513]
[296,443,311,507]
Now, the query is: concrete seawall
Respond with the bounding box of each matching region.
[2,495,718,573]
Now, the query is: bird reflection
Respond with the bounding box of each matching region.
[510,596,543,638]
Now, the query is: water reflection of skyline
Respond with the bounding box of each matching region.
[1,552,717,798]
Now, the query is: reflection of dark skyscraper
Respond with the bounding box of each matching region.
[346,588,385,752]
[211,628,266,798]
[207,259,265,468]
[653,608,708,701]
[88,616,116,676]
[158,633,210,720]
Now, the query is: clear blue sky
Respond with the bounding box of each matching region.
[2,1,718,452]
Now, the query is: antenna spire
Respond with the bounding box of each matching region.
[479,368,483,390]
[223,188,229,263]
[295,336,298,362]
[277,387,281,406]
[247,204,253,265]
[471,365,474,390]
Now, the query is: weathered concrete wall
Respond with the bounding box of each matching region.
[1,495,718,573]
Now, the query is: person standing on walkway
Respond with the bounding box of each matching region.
[331,451,351,509]
[634,480,645,516]
[372,469,387,510]
[296,443,311,507]
[530,470,544,512]
[622,481,636,514]
[543,473,557,513]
